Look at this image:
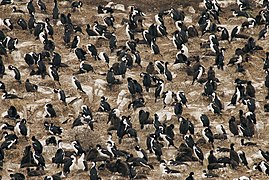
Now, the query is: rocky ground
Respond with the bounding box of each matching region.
[1,0,269,179]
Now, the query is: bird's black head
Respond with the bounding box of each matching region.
[21,119,27,124]
[134,145,140,151]
[44,121,49,127]
[8,65,13,70]
[46,103,53,108]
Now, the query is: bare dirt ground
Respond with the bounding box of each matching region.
[0,0,269,179]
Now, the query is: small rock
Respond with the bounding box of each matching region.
[118,97,129,111]
[114,4,125,11]
[184,16,193,23]
[188,6,195,14]
[71,98,84,115]
[83,85,94,102]
[36,110,44,118]
[94,88,104,97]
[117,90,128,105]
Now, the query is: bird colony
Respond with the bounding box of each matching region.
[1,0,269,179]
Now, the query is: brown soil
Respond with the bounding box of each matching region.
[0,0,268,180]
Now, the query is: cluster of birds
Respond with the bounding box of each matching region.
[1,0,269,179]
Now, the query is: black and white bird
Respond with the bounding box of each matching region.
[54,89,67,106]
[71,76,86,93]
[48,66,60,86]
[96,144,112,159]
[25,79,38,92]
[14,119,29,138]
[217,26,229,42]
[135,145,148,162]
[184,134,195,148]
[241,138,256,146]
[99,51,110,67]
[52,146,65,168]
[176,91,188,107]
[109,33,117,52]
[192,65,204,85]
[193,144,204,165]
[163,90,174,107]
[215,124,226,136]
[229,116,239,136]
[202,170,219,178]
[202,127,214,148]
[104,15,115,29]
[126,153,153,169]
[77,153,88,171]
[87,43,99,60]
[0,123,15,131]
[230,143,240,166]
[75,47,87,61]
[2,18,13,30]
[258,149,269,161]
[1,137,16,150]
[44,103,56,118]
[126,23,135,40]
[33,150,45,170]
[62,155,76,177]
[37,0,47,13]
[45,18,54,39]
[98,96,111,112]
[151,39,160,55]
[158,130,177,149]
[5,105,20,120]
[93,21,107,36]
[89,161,100,180]
[37,58,47,79]
[10,173,26,180]
[258,25,269,40]
[71,140,84,156]
[246,81,255,98]
[17,18,27,30]
[164,62,173,81]
[70,35,80,51]
[106,68,119,90]
[200,114,210,127]
[0,81,5,91]
[44,121,63,136]
[78,61,94,74]
[207,102,221,115]
[12,6,25,14]
[44,175,61,180]
[253,161,269,176]
[0,18,14,30]
[185,172,195,180]
[86,24,98,37]
[8,65,21,84]
[0,57,5,78]
[179,117,191,135]
[71,1,83,11]
[155,80,164,102]
[32,136,43,154]
[238,150,249,169]
[2,90,23,100]
[159,160,181,176]
[81,105,93,118]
